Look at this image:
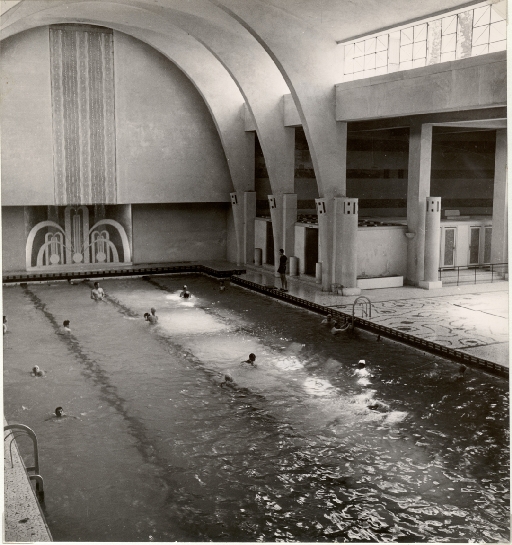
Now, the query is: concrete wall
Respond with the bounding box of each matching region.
[1,28,233,207]
[131,203,229,264]
[1,28,54,206]
[114,32,232,204]
[2,208,27,272]
[294,224,307,274]
[356,227,408,278]
[336,52,506,121]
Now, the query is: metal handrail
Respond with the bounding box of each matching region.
[352,296,372,327]
[438,262,508,286]
[4,424,45,500]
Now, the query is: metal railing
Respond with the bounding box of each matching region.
[352,296,372,327]
[438,263,508,286]
[4,424,45,501]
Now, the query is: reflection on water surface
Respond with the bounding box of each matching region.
[3,275,509,542]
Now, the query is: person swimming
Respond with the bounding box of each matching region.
[331,321,350,335]
[220,374,234,388]
[60,320,71,334]
[242,353,256,366]
[457,364,467,380]
[180,285,191,298]
[146,308,158,324]
[219,281,226,292]
[45,407,79,420]
[321,314,333,325]
[31,365,45,377]
[90,282,105,301]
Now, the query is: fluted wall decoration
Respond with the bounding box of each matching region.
[49,25,117,205]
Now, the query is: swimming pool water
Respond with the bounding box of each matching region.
[3,275,509,542]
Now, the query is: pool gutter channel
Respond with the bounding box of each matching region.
[3,266,506,377]
[229,276,508,378]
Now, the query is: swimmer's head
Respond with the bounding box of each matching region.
[183,285,187,289]
[358,359,366,368]
[144,313,150,318]
[459,364,467,375]
[150,308,156,314]
[55,407,64,417]
[248,353,256,362]
[225,375,233,382]
[94,282,99,288]
[326,314,332,321]
[33,366,40,374]
[63,320,70,328]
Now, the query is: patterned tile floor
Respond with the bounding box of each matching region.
[240,267,509,368]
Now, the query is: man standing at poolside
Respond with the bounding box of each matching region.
[278,249,288,291]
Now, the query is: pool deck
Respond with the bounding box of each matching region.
[4,423,52,542]
[234,265,509,375]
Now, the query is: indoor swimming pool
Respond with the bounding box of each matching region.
[3,275,509,542]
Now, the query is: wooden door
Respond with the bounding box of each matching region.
[442,227,457,268]
[265,221,274,265]
[468,227,480,265]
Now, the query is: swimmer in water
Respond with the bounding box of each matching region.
[331,321,350,335]
[367,399,390,412]
[219,280,226,292]
[146,308,158,324]
[457,364,467,380]
[242,353,256,366]
[31,365,45,377]
[60,320,71,334]
[220,374,234,388]
[3,315,7,334]
[180,285,191,298]
[321,314,333,326]
[90,282,105,301]
[45,407,79,420]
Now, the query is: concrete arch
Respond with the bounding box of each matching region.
[0,1,254,194]
[210,0,345,200]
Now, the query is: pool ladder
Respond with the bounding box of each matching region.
[4,423,45,501]
[352,296,372,327]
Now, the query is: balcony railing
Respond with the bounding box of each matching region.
[339,1,506,82]
[438,262,508,286]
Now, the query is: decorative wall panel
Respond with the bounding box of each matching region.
[49,25,117,205]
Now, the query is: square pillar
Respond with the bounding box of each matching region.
[490,129,507,264]
[406,123,433,286]
[282,193,297,270]
[268,194,283,274]
[315,198,333,290]
[243,192,256,265]
[419,197,442,289]
[230,192,244,265]
[334,197,360,292]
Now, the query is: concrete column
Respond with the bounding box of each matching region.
[334,197,361,293]
[230,192,244,265]
[282,193,297,270]
[315,197,333,290]
[491,129,507,264]
[419,197,442,289]
[406,123,433,286]
[243,191,256,264]
[268,195,283,275]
